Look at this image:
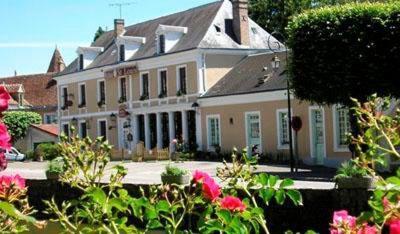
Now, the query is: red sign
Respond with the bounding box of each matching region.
[292,116,302,132]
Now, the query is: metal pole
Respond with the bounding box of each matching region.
[287,78,294,173]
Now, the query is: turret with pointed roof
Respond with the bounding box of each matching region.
[47,47,65,73]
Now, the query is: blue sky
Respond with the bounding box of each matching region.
[0,0,215,77]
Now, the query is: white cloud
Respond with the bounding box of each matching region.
[0,42,89,48]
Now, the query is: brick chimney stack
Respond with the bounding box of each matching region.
[114,19,125,37]
[232,0,250,46]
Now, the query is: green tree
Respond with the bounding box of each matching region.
[93,26,105,42]
[249,0,388,39]
[3,111,42,142]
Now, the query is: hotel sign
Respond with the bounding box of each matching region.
[104,66,138,79]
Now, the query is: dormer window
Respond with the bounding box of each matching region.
[79,54,84,70]
[119,44,125,62]
[159,34,165,54]
[214,25,221,33]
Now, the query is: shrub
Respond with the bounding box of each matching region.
[34,143,59,161]
[2,111,41,142]
[46,157,64,174]
[287,2,400,106]
[334,159,370,181]
[161,165,188,176]
[25,150,34,161]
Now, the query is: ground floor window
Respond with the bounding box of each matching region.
[277,110,290,149]
[62,123,69,138]
[334,106,351,150]
[44,113,57,124]
[79,121,87,138]
[98,120,107,141]
[207,115,220,149]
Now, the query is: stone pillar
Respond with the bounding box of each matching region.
[168,112,175,144]
[181,110,189,143]
[156,112,163,149]
[144,113,150,149]
[132,115,139,146]
[195,110,202,150]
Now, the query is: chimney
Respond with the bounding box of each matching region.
[232,0,250,46]
[114,19,125,37]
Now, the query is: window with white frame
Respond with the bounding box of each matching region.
[44,113,57,124]
[207,116,220,148]
[98,120,107,141]
[334,106,351,150]
[140,73,149,99]
[79,54,84,70]
[177,66,187,95]
[79,121,87,138]
[97,80,106,104]
[119,44,125,62]
[158,70,167,97]
[119,77,127,102]
[277,110,290,148]
[62,123,69,138]
[62,86,68,108]
[158,34,165,54]
[78,83,86,107]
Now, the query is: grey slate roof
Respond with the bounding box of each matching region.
[58,0,282,77]
[201,52,287,98]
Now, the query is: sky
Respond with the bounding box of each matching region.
[0,0,216,77]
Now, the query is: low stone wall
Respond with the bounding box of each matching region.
[26,180,370,233]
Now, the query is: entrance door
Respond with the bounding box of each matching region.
[246,112,261,156]
[310,108,325,165]
[118,118,132,151]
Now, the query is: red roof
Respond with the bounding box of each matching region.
[31,124,59,136]
[0,73,57,108]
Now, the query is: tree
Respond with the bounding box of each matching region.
[249,0,388,39]
[3,111,42,142]
[93,26,105,42]
[287,2,400,106]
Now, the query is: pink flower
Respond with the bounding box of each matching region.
[171,139,178,144]
[383,197,391,211]
[0,123,11,150]
[193,170,211,183]
[202,177,221,202]
[0,86,11,113]
[389,219,400,234]
[0,152,7,171]
[0,175,26,198]
[357,224,377,234]
[333,210,356,228]
[220,196,246,212]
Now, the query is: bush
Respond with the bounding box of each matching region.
[161,165,188,177]
[46,157,64,174]
[2,111,41,142]
[287,2,400,105]
[35,143,60,161]
[25,150,34,161]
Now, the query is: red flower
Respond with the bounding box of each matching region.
[0,152,7,171]
[202,177,221,202]
[193,170,211,184]
[330,210,357,234]
[389,220,400,234]
[0,174,26,198]
[220,196,246,212]
[0,86,11,113]
[0,123,11,150]
[357,223,377,234]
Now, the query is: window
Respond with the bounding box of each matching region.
[334,106,351,150]
[98,80,106,103]
[119,77,127,101]
[277,110,290,149]
[98,120,107,141]
[44,113,57,124]
[79,121,87,138]
[140,73,149,98]
[214,25,221,33]
[159,70,167,97]
[207,116,220,149]
[79,83,86,107]
[178,66,187,94]
[62,87,68,108]
[159,34,165,54]
[18,93,23,107]
[62,123,69,138]
[119,44,125,62]
[79,54,84,70]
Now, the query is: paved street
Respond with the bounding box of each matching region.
[0,161,335,190]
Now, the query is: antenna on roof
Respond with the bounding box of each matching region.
[109,2,135,19]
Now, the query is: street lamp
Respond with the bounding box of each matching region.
[267,32,295,173]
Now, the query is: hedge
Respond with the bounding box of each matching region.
[287,2,400,105]
[3,111,42,142]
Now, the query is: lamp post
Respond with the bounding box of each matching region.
[268,33,295,173]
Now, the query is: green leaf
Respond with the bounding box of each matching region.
[257,174,269,185]
[259,188,275,204]
[156,200,170,213]
[268,175,278,187]
[275,189,286,205]
[0,201,37,224]
[147,219,163,229]
[280,178,294,188]
[286,190,303,206]
[145,206,158,220]
[305,230,318,234]
[217,209,232,224]
[108,198,127,212]
[85,187,107,205]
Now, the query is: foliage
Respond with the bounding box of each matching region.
[287,2,400,106]
[25,150,34,161]
[161,165,188,177]
[34,143,59,161]
[334,159,370,180]
[93,26,105,42]
[2,111,41,142]
[46,157,64,174]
